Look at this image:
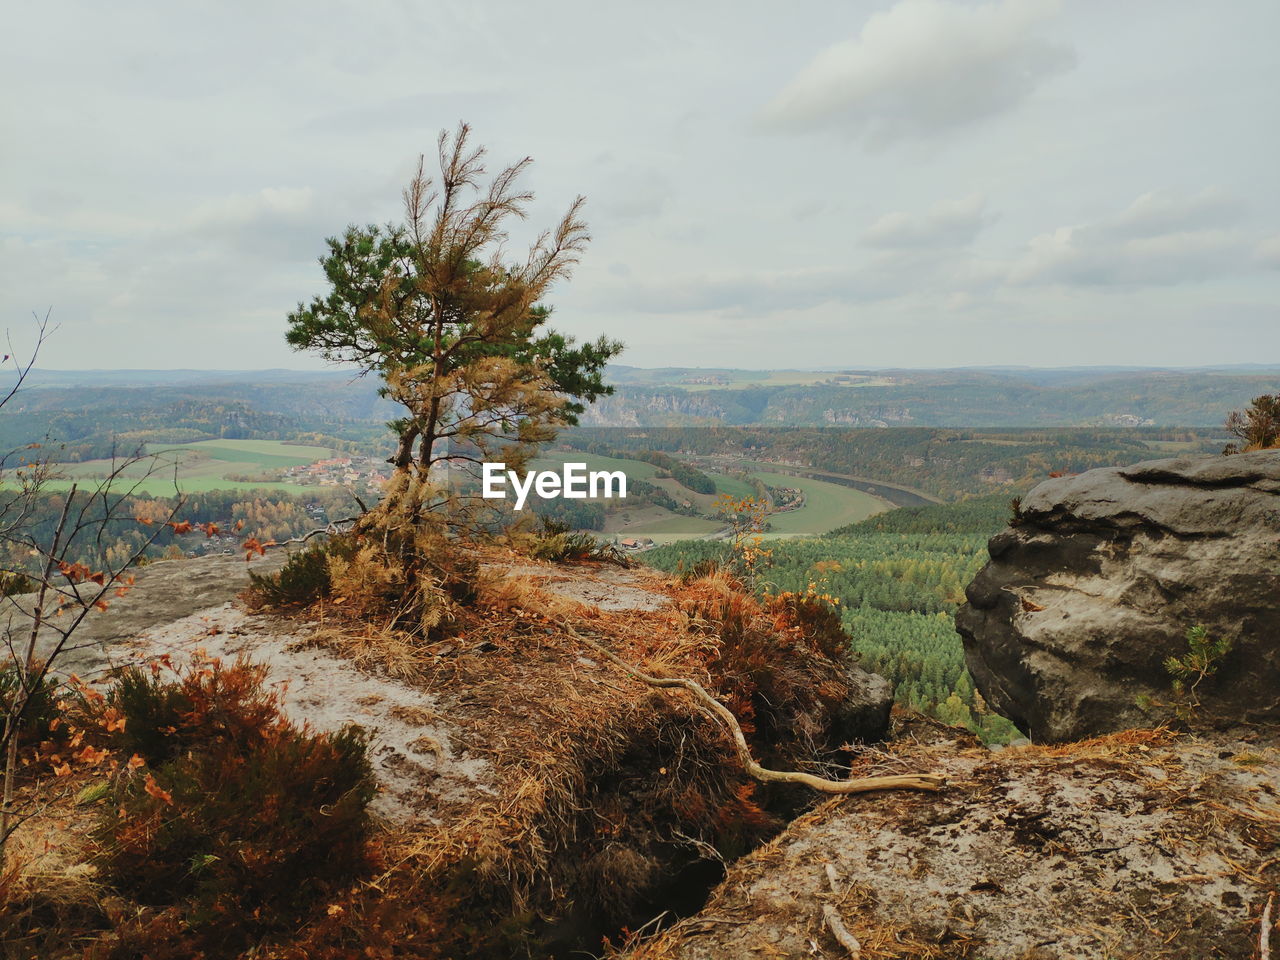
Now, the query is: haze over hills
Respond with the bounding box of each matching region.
[3,365,1276,438]
[583,366,1279,428]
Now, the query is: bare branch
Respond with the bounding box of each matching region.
[562,624,946,796]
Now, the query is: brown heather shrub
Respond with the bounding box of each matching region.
[103,657,281,764]
[248,503,481,641]
[680,573,861,771]
[765,590,850,663]
[90,658,376,954]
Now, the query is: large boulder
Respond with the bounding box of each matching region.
[956,450,1280,742]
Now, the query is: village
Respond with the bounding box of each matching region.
[279,455,391,489]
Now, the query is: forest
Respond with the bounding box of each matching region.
[563,426,1220,500]
[0,486,357,585]
[644,494,1021,743]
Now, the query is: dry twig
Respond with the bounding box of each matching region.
[1262,890,1275,960]
[822,903,862,958]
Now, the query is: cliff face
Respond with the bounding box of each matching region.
[956,451,1280,743]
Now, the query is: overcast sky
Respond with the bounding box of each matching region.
[3,0,1278,371]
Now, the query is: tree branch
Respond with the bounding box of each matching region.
[562,624,946,796]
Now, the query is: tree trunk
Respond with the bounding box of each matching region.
[391,425,419,470]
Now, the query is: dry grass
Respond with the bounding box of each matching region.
[1011,725,1178,760]
[8,549,920,958]
[277,560,865,956]
[0,769,110,955]
[302,620,432,680]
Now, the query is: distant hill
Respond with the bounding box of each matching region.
[0,367,1274,456]
[585,365,1280,427]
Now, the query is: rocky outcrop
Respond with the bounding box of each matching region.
[957,450,1280,742]
[624,720,1280,960]
[9,549,899,958]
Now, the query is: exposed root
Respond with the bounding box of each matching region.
[823,903,862,958]
[1263,890,1275,960]
[562,624,946,796]
[821,862,862,957]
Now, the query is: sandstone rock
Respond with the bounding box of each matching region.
[624,723,1280,960]
[834,664,894,743]
[956,450,1280,742]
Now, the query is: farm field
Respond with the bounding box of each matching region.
[30,476,316,496]
[529,450,661,482]
[532,447,893,538]
[149,439,333,466]
[702,471,756,500]
[45,439,334,496]
[753,471,891,534]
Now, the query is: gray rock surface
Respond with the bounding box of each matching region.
[1,549,286,679]
[956,450,1280,742]
[625,722,1280,960]
[835,665,894,743]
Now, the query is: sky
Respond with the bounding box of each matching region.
[3,0,1278,371]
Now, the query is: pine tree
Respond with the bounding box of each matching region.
[286,123,623,520]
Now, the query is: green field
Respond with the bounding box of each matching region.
[530,450,661,481]
[621,515,723,536]
[532,448,893,537]
[149,439,334,467]
[753,471,891,535]
[29,476,316,496]
[704,471,757,500]
[44,439,335,496]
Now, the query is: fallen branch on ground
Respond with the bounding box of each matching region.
[272,517,361,548]
[1262,890,1274,960]
[563,625,946,796]
[822,904,862,958]
[821,864,861,957]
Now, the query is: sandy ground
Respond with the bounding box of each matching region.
[107,602,495,825]
[626,720,1280,960]
[489,560,673,612]
[9,552,677,828]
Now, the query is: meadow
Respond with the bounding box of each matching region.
[530,449,890,540]
[752,471,889,534]
[44,439,333,496]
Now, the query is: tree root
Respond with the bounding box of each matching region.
[1262,890,1274,960]
[823,903,862,957]
[563,625,946,796]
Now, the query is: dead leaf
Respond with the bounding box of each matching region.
[143,773,173,805]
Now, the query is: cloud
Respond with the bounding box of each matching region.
[758,0,1074,143]
[1008,189,1253,287]
[592,168,673,223]
[610,265,887,316]
[179,186,328,259]
[862,194,990,248]
[1253,235,1280,269]
[1101,188,1242,240]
